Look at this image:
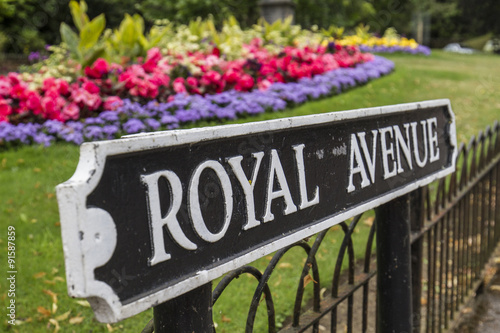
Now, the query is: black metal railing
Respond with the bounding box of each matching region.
[143,120,500,332]
[413,120,500,332]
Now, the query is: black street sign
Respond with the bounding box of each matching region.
[57,100,457,322]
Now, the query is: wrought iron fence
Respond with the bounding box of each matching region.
[414,120,500,332]
[143,120,500,332]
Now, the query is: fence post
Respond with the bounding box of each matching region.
[410,189,424,333]
[153,283,213,332]
[376,193,413,333]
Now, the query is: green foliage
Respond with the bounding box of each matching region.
[60,1,106,68]
[355,23,372,40]
[258,16,301,46]
[0,31,8,52]
[105,13,166,62]
[69,0,90,31]
[321,25,345,39]
[0,0,15,20]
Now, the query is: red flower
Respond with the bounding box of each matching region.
[10,83,28,99]
[0,98,12,121]
[235,74,254,92]
[211,47,221,57]
[82,81,100,94]
[85,58,110,79]
[7,73,20,85]
[223,69,240,84]
[143,48,162,73]
[186,77,198,87]
[25,91,42,115]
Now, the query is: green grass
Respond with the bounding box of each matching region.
[1,50,500,332]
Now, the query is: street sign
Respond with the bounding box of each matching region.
[56,99,457,322]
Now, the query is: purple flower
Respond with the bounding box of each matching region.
[360,44,431,56]
[33,133,54,146]
[144,118,161,131]
[99,111,120,123]
[123,119,146,134]
[43,120,64,134]
[160,115,179,129]
[84,117,105,125]
[102,125,119,139]
[84,126,104,140]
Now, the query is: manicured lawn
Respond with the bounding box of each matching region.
[1,50,499,332]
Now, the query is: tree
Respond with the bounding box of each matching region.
[0,0,140,54]
[136,0,260,28]
[294,0,376,29]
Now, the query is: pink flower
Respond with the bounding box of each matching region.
[25,91,42,115]
[0,77,12,96]
[7,72,20,85]
[259,64,276,76]
[71,87,89,105]
[257,79,272,90]
[186,77,198,87]
[173,77,187,93]
[204,70,221,83]
[103,96,123,111]
[62,103,80,120]
[57,80,70,95]
[149,71,170,87]
[82,81,100,94]
[41,96,60,118]
[94,58,110,73]
[10,83,28,99]
[85,93,102,111]
[143,48,162,72]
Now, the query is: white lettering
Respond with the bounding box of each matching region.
[411,121,429,168]
[227,152,265,230]
[142,171,197,266]
[347,133,371,193]
[379,126,397,179]
[189,160,233,243]
[427,117,440,162]
[263,149,298,222]
[357,130,378,183]
[292,144,320,209]
[393,124,413,173]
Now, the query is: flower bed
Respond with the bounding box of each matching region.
[1,41,372,125]
[335,27,431,56]
[0,5,412,149]
[0,56,394,147]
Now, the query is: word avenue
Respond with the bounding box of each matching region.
[57,100,456,323]
[348,117,440,192]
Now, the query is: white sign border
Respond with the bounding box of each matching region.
[56,99,457,322]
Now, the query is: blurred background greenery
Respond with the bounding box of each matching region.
[0,0,499,54]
